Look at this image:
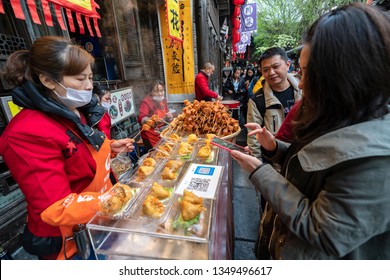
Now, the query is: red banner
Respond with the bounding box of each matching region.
[3,0,102,37]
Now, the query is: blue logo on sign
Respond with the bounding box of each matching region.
[194,166,215,176]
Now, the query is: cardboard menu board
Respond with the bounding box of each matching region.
[108,86,135,125]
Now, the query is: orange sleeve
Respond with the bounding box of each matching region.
[41,192,101,227]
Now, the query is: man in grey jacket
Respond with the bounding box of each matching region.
[247,47,302,159]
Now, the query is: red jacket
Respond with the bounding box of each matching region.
[195,71,218,101]
[0,109,97,237]
[138,95,169,147]
[275,99,302,143]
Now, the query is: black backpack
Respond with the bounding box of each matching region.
[252,88,282,126]
[252,89,266,124]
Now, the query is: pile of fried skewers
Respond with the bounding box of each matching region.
[161,100,240,137]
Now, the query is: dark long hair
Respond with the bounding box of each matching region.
[295,3,390,145]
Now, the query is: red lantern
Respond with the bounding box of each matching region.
[233,0,245,5]
[234,6,241,18]
[234,18,241,29]
[232,30,240,45]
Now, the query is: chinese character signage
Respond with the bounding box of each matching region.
[240,3,257,33]
[165,0,183,42]
[109,87,135,125]
[160,0,195,102]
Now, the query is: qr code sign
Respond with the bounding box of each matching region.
[187,177,211,193]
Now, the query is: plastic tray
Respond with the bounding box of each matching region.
[157,193,212,242]
[98,182,150,219]
[130,181,176,223]
[193,141,219,165]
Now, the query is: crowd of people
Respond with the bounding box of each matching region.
[0,2,389,261]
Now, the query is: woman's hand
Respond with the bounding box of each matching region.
[164,112,173,122]
[111,138,135,153]
[245,123,277,152]
[231,150,262,173]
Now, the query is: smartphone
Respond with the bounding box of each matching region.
[210,137,249,154]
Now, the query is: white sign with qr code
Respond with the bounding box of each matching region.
[175,163,223,199]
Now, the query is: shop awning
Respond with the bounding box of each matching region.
[0,0,102,37]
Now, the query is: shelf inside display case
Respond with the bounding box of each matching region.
[88,214,210,260]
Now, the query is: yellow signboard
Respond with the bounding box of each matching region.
[160,0,195,100]
[166,0,182,42]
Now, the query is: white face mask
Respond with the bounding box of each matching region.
[54,82,92,108]
[152,96,164,102]
[101,101,111,111]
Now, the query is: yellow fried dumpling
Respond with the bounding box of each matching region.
[183,189,204,205]
[187,134,198,144]
[197,144,211,159]
[180,200,206,221]
[168,133,181,143]
[142,195,164,218]
[150,182,170,199]
[178,142,193,155]
[161,167,176,180]
[143,157,156,167]
[164,159,183,172]
[137,165,154,180]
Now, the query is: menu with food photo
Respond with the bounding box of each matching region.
[175,163,223,199]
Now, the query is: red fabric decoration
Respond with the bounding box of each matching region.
[10,0,25,20]
[54,4,66,30]
[233,6,241,18]
[233,0,245,5]
[85,16,94,36]
[0,1,4,14]
[233,44,238,53]
[234,18,241,30]
[41,0,53,26]
[232,30,240,45]
[27,0,41,24]
[8,0,102,37]
[66,9,76,33]
[93,18,102,37]
[232,52,237,61]
[75,12,85,34]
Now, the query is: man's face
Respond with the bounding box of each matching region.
[260,55,290,89]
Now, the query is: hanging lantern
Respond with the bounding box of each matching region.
[233,0,245,5]
[233,6,241,18]
[232,30,240,45]
[234,17,241,29]
[233,44,238,53]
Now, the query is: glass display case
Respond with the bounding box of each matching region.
[87,137,232,260]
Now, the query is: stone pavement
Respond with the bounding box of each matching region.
[232,127,261,260]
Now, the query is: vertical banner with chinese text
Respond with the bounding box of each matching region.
[166,0,183,42]
[159,0,195,102]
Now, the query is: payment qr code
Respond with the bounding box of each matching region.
[187,177,211,193]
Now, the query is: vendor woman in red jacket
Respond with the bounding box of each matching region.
[195,62,222,101]
[138,80,173,150]
[0,36,134,260]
